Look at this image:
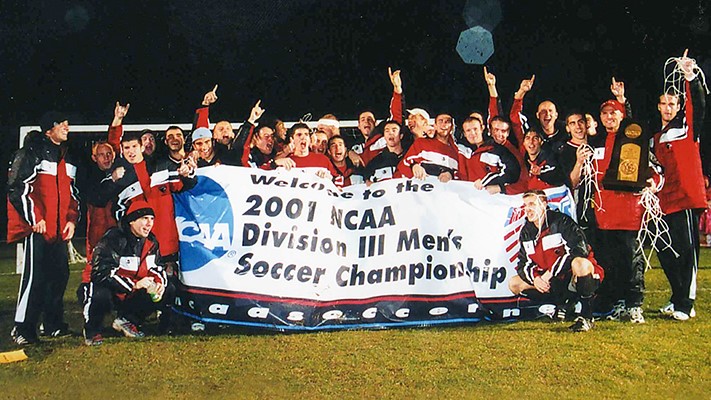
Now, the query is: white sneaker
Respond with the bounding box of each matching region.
[627,307,645,324]
[659,303,696,318]
[671,311,690,321]
[659,302,675,316]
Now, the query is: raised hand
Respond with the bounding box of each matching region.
[514,75,535,99]
[677,48,697,79]
[248,100,265,124]
[610,77,626,102]
[202,84,218,106]
[483,66,496,87]
[114,102,130,119]
[389,67,403,94]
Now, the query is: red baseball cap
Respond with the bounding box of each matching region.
[599,99,625,114]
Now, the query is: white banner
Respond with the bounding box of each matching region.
[173,166,575,331]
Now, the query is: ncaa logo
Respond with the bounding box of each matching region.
[174,176,234,271]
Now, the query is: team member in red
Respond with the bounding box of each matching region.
[286,123,338,179]
[77,140,118,317]
[101,115,197,273]
[652,50,706,321]
[361,120,407,184]
[84,201,174,345]
[8,112,79,345]
[457,116,520,193]
[397,113,459,182]
[591,97,663,324]
[347,67,406,167]
[328,135,363,188]
[522,128,567,190]
[509,190,604,332]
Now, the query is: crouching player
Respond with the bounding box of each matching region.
[82,200,175,345]
[508,190,604,332]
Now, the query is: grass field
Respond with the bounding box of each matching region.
[0,241,709,399]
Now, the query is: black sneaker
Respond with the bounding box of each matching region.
[11,326,39,346]
[47,327,72,338]
[41,323,72,337]
[568,316,594,332]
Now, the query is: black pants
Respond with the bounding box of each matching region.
[83,282,176,337]
[14,233,70,337]
[591,229,645,309]
[657,209,699,314]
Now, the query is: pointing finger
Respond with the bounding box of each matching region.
[212,84,219,94]
[255,99,261,108]
[683,48,689,58]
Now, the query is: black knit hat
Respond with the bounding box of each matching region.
[124,200,155,224]
[40,111,69,133]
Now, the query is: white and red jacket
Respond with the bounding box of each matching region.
[457,140,520,187]
[91,226,166,301]
[517,210,604,285]
[102,124,196,259]
[7,134,79,243]
[397,137,459,179]
[652,78,707,214]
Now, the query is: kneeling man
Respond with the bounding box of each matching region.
[83,200,174,345]
[509,190,604,332]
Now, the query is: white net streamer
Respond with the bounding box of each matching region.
[636,187,678,270]
[663,55,710,99]
[580,144,604,216]
[67,240,87,264]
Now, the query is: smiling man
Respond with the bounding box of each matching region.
[101,104,196,279]
[8,111,80,345]
[508,190,604,332]
[84,200,174,345]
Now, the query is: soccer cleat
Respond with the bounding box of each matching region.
[11,326,39,346]
[627,307,645,324]
[568,316,594,332]
[48,327,72,338]
[606,300,627,321]
[671,311,690,321]
[112,318,145,338]
[83,329,104,346]
[659,302,675,316]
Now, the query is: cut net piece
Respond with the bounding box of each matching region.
[636,187,678,271]
[663,56,710,99]
[580,144,604,215]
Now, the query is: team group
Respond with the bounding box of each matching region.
[6,50,706,344]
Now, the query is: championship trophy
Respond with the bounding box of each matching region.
[601,119,650,192]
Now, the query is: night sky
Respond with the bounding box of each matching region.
[1,0,710,238]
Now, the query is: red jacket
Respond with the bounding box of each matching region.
[593,126,662,231]
[103,125,196,259]
[397,137,459,179]
[7,135,79,243]
[652,78,707,214]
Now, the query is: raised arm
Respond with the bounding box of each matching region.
[677,49,707,141]
[610,77,631,119]
[510,75,535,147]
[388,67,403,123]
[108,101,130,153]
[193,84,218,130]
